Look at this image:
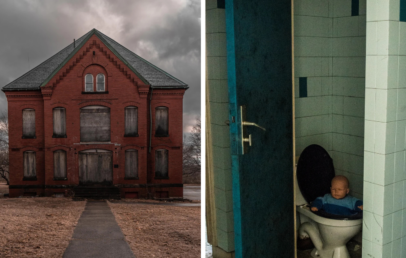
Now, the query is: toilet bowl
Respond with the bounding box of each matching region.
[296,145,362,258]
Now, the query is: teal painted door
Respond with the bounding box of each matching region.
[225,0,294,257]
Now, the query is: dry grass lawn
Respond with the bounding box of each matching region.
[0,198,85,258]
[109,200,200,258]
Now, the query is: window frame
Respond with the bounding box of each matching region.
[52,107,67,138]
[23,151,37,180]
[22,108,36,139]
[154,106,169,137]
[124,149,139,180]
[85,74,94,92]
[96,73,105,92]
[53,150,67,180]
[124,106,139,137]
[154,149,169,179]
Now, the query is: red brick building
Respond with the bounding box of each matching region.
[2,29,188,198]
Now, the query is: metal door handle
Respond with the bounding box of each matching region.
[242,121,266,131]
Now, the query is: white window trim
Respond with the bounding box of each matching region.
[96,74,105,92]
[85,74,94,92]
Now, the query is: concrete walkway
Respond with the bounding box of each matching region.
[63,201,135,258]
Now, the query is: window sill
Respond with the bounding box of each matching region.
[52,134,67,138]
[23,176,37,181]
[154,135,169,137]
[154,177,169,180]
[54,177,67,181]
[124,177,139,180]
[82,91,109,94]
[22,136,36,139]
[124,134,139,137]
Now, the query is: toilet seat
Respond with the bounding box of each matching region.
[297,144,335,204]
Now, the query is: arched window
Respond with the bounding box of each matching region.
[23,151,36,179]
[96,74,105,91]
[53,107,66,137]
[155,149,168,178]
[22,109,35,138]
[54,150,67,180]
[125,106,138,136]
[155,107,168,136]
[125,149,138,179]
[85,74,93,92]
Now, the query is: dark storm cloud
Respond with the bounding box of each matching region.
[0,0,201,131]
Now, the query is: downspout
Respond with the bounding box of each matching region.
[147,86,154,198]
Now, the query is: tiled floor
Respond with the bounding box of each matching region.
[297,239,361,258]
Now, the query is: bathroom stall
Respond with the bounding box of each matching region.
[207,0,406,257]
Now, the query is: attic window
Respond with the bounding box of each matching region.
[85,74,93,92]
[96,74,105,91]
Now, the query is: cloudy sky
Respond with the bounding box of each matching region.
[0,0,201,132]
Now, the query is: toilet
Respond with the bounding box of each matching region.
[295,144,362,258]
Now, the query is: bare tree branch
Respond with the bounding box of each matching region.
[183,117,201,183]
[0,114,9,185]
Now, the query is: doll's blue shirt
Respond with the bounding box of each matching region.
[311,194,363,216]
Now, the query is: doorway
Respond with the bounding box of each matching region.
[78,149,113,185]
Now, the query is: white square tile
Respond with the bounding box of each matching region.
[394,151,406,182]
[382,242,393,257]
[396,121,406,152]
[371,211,384,243]
[367,0,377,22]
[373,184,385,215]
[393,210,403,240]
[364,181,374,212]
[398,57,406,89]
[374,153,386,185]
[385,121,397,154]
[392,237,402,258]
[365,89,376,120]
[389,21,400,55]
[366,56,377,89]
[388,56,399,89]
[372,243,384,258]
[358,16,367,36]
[359,0,367,15]
[389,0,401,21]
[399,23,406,56]
[403,209,406,237]
[402,237,406,257]
[376,56,389,89]
[376,21,390,55]
[375,90,388,122]
[362,239,373,256]
[387,89,398,122]
[366,22,377,55]
[396,89,406,120]
[375,122,387,154]
[332,0,352,17]
[394,181,404,211]
[363,210,374,241]
[384,153,396,185]
[365,120,375,152]
[383,213,394,244]
[375,0,390,21]
[364,151,375,183]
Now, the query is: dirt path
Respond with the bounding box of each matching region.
[109,200,200,258]
[0,198,86,258]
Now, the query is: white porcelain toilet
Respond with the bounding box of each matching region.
[295,145,362,258]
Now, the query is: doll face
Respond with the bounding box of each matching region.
[330,178,350,199]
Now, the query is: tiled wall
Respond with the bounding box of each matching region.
[206,0,235,253]
[294,0,366,199]
[362,0,406,257]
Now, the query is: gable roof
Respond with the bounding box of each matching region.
[2,29,188,92]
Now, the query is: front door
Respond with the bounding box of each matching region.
[226,0,294,257]
[78,149,113,185]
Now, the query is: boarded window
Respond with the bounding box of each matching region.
[155,107,168,136]
[53,107,66,137]
[155,149,168,178]
[53,150,67,179]
[96,74,105,91]
[80,106,110,142]
[79,149,112,185]
[22,109,35,138]
[125,149,138,179]
[23,151,36,178]
[85,74,93,92]
[125,106,138,136]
